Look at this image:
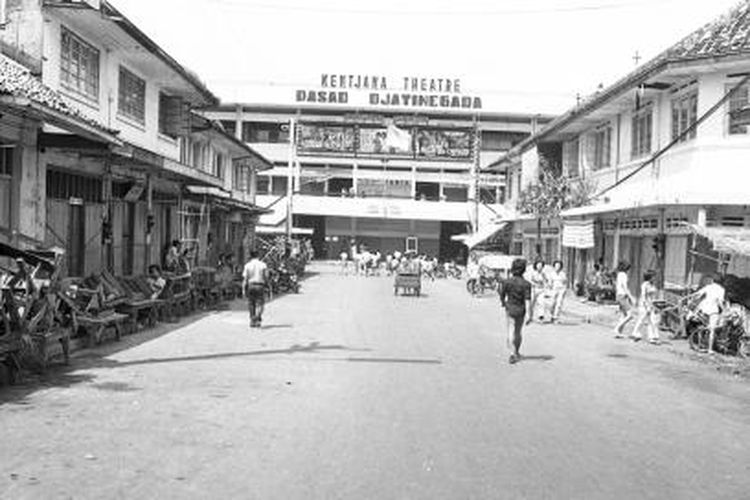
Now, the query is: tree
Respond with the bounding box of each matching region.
[517,162,596,259]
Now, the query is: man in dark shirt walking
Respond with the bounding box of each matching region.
[499,258,532,364]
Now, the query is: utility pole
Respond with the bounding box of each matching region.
[472,114,481,233]
[285,117,296,240]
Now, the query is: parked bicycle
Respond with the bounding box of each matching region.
[687,304,749,357]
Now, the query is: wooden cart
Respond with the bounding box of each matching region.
[394,272,421,296]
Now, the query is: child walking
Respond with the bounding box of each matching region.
[631,270,660,344]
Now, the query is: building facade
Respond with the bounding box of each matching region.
[492,0,750,294]
[206,87,550,261]
[0,0,269,276]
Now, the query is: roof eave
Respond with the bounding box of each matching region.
[0,95,122,145]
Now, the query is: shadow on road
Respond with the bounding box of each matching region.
[346,356,442,365]
[78,341,371,370]
[520,355,555,362]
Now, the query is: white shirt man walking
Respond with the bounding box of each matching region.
[242,250,268,328]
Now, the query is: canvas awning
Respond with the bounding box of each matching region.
[454,222,508,250]
[688,224,750,257]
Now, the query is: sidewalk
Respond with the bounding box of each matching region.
[561,295,750,379]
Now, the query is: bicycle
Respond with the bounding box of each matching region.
[687,305,749,357]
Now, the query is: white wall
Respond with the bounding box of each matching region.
[41,15,180,161]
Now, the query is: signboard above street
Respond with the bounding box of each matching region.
[294,73,483,111]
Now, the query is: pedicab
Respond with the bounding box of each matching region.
[394,258,421,296]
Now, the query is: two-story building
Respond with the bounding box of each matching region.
[491,0,750,293]
[205,79,551,261]
[1,0,270,276]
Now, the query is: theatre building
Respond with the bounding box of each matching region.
[205,76,551,260]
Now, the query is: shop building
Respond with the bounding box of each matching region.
[491,0,750,294]
[205,80,551,260]
[0,0,270,276]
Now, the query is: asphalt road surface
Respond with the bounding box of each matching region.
[3,264,750,499]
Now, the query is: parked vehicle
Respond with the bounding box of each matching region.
[687,303,749,357]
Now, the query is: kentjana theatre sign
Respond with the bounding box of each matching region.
[295,74,483,110]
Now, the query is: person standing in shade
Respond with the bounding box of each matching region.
[548,260,568,323]
[631,270,660,344]
[695,274,726,354]
[614,261,637,338]
[242,249,268,328]
[526,260,548,324]
[499,258,532,364]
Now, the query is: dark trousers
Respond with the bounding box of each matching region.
[246,284,266,324]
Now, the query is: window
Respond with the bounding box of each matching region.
[728,84,750,135]
[191,141,205,169]
[221,120,237,137]
[257,175,270,194]
[631,108,653,158]
[159,93,187,138]
[0,146,12,176]
[233,164,251,193]
[213,152,225,179]
[591,126,612,170]
[118,66,146,123]
[563,139,580,177]
[271,176,288,195]
[671,92,698,142]
[46,169,102,203]
[60,27,100,100]
[241,122,289,143]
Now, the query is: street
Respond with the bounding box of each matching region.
[3,264,750,499]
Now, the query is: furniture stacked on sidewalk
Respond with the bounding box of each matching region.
[0,243,71,381]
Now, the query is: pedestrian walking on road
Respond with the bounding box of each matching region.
[548,260,568,323]
[499,258,532,364]
[614,261,636,338]
[631,270,660,344]
[526,260,547,323]
[242,249,268,328]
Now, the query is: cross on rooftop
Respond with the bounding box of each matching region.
[633,51,642,66]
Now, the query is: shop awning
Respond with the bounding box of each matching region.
[185,186,271,214]
[256,225,313,236]
[454,222,508,249]
[562,219,595,249]
[688,224,750,257]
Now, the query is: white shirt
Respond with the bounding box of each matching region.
[616,271,630,297]
[698,283,725,315]
[243,258,268,284]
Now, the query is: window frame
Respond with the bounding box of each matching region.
[671,90,698,143]
[727,83,750,135]
[118,65,147,124]
[631,106,653,159]
[60,26,100,101]
[591,125,612,171]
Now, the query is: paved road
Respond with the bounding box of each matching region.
[3,264,750,499]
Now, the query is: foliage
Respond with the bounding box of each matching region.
[517,168,596,219]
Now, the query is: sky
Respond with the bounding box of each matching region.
[111,0,743,115]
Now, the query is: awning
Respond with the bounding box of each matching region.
[185,186,271,214]
[562,219,595,249]
[688,224,750,257]
[457,222,508,250]
[256,225,313,236]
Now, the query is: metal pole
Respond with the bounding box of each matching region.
[286,117,296,240]
[472,115,481,233]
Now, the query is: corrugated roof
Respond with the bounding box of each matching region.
[0,52,115,137]
[488,0,750,169]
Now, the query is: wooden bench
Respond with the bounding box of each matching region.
[162,273,193,321]
[31,326,71,373]
[113,274,164,331]
[73,311,129,347]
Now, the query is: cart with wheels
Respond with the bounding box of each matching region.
[394,271,421,296]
